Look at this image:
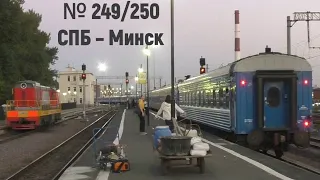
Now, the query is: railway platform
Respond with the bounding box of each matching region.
[58,109,320,180]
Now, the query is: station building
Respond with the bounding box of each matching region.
[57,65,96,105]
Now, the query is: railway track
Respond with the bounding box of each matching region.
[263,150,320,175]
[5,109,117,180]
[0,107,100,144]
[310,137,320,149]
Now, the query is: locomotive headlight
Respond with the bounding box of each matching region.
[21,83,27,89]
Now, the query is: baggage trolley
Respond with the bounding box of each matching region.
[153,116,212,175]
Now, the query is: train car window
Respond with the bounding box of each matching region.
[198,91,201,107]
[219,89,224,108]
[201,90,204,107]
[181,92,185,105]
[225,88,230,109]
[267,87,280,107]
[202,90,205,107]
[186,92,188,105]
[195,91,198,106]
[193,91,196,106]
[207,90,212,107]
[203,90,206,107]
[212,89,216,107]
[215,90,220,108]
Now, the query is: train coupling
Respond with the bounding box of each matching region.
[273,133,286,146]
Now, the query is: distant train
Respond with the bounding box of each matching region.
[150,47,313,158]
[5,80,62,130]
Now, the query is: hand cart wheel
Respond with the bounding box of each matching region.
[197,157,205,174]
[160,159,169,175]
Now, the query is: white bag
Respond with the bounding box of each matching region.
[190,149,207,156]
[193,142,210,151]
[190,137,202,145]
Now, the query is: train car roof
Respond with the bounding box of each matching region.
[151,52,311,93]
[230,52,311,73]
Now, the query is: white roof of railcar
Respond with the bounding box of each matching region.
[151,52,311,93]
[233,53,311,72]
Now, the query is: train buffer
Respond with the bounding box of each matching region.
[58,108,320,180]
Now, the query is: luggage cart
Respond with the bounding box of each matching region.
[92,126,127,171]
[153,116,212,175]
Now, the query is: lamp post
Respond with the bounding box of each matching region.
[67,90,71,102]
[138,65,143,96]
[135,76,138,100]
[143,46,151,126]
[150,45,159,89]
[62,92,67,103]
[170,0,175,120]
[97,62,108,106]
[73,91,77,103]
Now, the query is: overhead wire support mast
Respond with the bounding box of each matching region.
[287,11,320,54]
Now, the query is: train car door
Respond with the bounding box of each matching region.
[263,81,288,129]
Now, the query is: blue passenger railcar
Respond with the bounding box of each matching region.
[150,47,312,158]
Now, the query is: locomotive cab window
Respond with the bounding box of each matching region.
[267,87,281,107]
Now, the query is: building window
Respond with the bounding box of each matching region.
[73,87,76,92]
[79,75,82,81]
[67,76,70,81]
[80,98,83,104]
[80,87,82,93]
[73,76,76,81]
[74,98,76,102]
[68,87,70,91]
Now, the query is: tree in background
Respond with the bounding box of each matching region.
[0,0,58,104]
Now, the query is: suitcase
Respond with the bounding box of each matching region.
[111,159,130,173]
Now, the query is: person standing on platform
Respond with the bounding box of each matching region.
[138,95,147,135]
[131,99,135,108]
[155,95,185,133]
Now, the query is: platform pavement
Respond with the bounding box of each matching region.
[58,109,320,180]
[107,110,279,180]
